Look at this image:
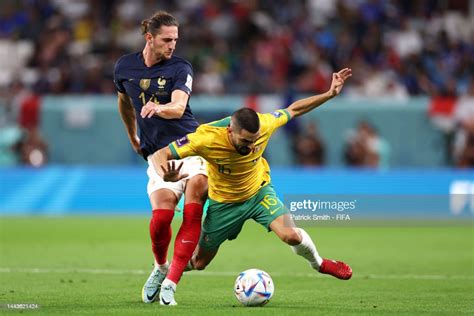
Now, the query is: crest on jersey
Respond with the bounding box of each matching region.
[157,77,167,87]
[139,79,151,90]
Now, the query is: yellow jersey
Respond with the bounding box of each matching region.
[169,109,291,203]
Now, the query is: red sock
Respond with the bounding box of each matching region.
[167,203,203,284]
[149,209,174,265]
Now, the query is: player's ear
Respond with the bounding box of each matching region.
[145,32,153,43]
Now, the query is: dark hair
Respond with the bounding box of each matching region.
[232,108,260,133]
[141,11,179,36]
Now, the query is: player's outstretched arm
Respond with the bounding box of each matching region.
[286,68,352,118]
[140,90,188,119]
[117,92,141,154]
[150,147,189,182]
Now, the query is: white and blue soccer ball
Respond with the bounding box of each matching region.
[234,268,274,307]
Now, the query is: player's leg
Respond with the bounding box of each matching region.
[160,244,219,306]
[252,184,352,280]
[161,197,246,305]
[142,189,177,303]
[165,174,207,281]
[250,185,318,264]
[160,194,248,305]
[269,214,352,280]
[189,198,247,271]
[142,158,183,303]
[269,214,321,265]
[160,207,231,306]
[149,189,177,270]
[160,157,207,306]
[190,244,219,270]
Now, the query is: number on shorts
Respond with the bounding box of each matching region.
[259,194,277,209]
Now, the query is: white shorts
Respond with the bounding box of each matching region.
[146,155,207,199]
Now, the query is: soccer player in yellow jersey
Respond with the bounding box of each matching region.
[151,68,353,305]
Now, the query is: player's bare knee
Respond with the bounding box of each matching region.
[280,228,301,246]
[186,175,208,203]
[188,175,208,194]
[192,248,215,270]
[192,259,208,270]
[150,189,177,210]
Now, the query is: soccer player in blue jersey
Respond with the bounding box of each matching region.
[113,11,207,304]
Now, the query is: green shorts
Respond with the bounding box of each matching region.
[199,183,288,250]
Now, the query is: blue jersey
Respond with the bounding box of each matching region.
[113,53,199,158]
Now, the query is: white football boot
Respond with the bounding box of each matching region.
[159,280,177,306]
[142,267,167,303]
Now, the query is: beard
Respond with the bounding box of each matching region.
[236,146,251,155]
[152,47,173,61]
[163,50,173,59]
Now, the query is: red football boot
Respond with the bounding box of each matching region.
[319,259,352,280]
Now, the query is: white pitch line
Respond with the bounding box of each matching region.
[0,267,473,280]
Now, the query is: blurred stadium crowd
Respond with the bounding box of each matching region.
[1,0,472,96]
[0,0,473,167]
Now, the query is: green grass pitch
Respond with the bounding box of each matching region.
[0,217,473,315]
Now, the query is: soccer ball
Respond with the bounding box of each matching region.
[234,268,274,307]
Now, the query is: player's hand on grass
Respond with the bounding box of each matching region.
[141,100,161,118]
[329,68,352,97]
[161,161,189,182]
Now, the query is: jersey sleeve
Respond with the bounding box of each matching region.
[259,109,292,134]
[172,62,193,95]
[113,58,126,93]
[168,126,204,159]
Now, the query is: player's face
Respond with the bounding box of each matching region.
[150,25,178,60]
[229,128,260,156]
